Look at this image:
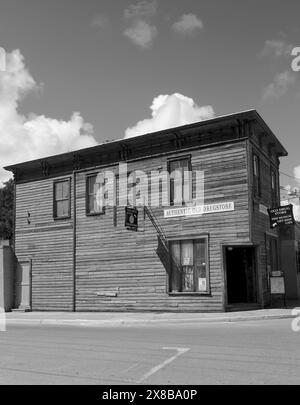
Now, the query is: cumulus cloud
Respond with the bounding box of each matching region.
[172,14,203,35]
[123,20,157,48]
[260,39,294,58]
[124,0,157,20]
[91,13,110,29]
[125,93,215,138]
[262,70,296,101]
[0,49,97,185]
[123,1,158,49]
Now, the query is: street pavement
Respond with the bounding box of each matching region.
[0,318,300,385]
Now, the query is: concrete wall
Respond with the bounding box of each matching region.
[0,240,15,311]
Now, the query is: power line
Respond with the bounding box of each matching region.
[279,170,300,183]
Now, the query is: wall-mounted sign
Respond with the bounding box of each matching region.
[125,207,138,231]
[270,275,285,295]
[267,204,295,229]
[164,202,234,219]
[270,272,286,307]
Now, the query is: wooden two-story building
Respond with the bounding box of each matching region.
[4,110,288,312]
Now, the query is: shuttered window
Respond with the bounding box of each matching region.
[53,179,70,219]
[169,238,209,293]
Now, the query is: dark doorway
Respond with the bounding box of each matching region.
[225,247,257,304]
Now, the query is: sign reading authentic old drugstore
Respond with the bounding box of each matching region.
[164,202,235,219]
[267,204,295,228]
[125,207,138,231]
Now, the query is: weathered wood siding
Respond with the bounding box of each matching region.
[14,177,74,311]
[248,136,280,307]
[75,140,250,312]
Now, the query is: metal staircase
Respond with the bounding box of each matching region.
[144,205,168,249]
[144,205,180,274]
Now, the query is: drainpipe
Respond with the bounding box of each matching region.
[72,171,76,312]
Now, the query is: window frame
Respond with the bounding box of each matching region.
[167,155,192,207]
[86,173,105,216]
[253,153,261,197]
[265,233,280,287]
[270,167,279,208]
[168,235,210,295]
[53,178,71,220]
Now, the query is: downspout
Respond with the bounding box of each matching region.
[12,175,17,310]
[12,176,16,251]
[72,171,76,312]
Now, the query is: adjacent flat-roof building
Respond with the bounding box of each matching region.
[5,110,292,312]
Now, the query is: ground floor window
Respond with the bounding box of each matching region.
[169,237,209,293]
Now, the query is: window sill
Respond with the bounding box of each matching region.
[168,292,212,297]
[86,212,105,217]
[53,216,71,221]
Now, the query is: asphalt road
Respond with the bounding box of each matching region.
[0,319,299,385]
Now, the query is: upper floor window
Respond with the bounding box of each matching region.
[253,154,261,197]
[168,157,192,206]
[169,237,210,294]
[53,179,71,219]
[271,169,278,207]
[86,174,105,215]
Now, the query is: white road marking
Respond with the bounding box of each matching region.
[137,347,190,384]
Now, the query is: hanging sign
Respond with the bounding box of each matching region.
[267,204,295,228]
[125,207,138,231]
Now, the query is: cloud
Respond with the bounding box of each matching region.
[172,14,203,35]
[123,20,157,49]
[123,1,158,49]
[0,49,97,185]
[91,13,110,29]
[262,70,296,101]
[281,198,300,221]
[260,39,294,58]
[295,166,300,182]
[124,1,157,20]
[125,93,215,138]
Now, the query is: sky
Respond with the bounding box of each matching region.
[0,0,300,193]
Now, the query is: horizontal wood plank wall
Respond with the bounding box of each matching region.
[248,137,280,307]
[14,177,74,311]
[75,140,250,312]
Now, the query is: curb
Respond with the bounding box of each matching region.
[5,313,296,327]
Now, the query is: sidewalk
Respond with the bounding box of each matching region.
[5,302,300,328]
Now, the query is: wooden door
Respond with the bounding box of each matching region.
[14,260,31,311]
